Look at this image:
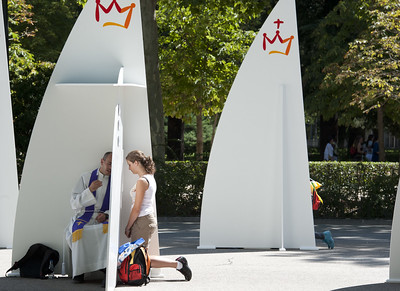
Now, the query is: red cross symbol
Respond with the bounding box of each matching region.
[274,19,284,29]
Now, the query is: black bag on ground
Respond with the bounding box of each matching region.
[5,243,59,279]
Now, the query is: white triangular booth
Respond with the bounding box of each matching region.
[199,0,316,250]
[12,0,160,284]
[387,178,400,283]
[0,2,19,249]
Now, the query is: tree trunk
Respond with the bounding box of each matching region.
[377,105,385,161]
[196,113,203,161]
[167,117,184,161]
[140,0,165,163]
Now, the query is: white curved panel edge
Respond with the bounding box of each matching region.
[12,0,159,279]
[106,104,123,290]
[0,2,19,248]
[387,178,400,283]
[199,0,316,249]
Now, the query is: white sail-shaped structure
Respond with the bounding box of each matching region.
[387,179,400,283]
[0,2,19,249]
[199,0,316,249]
[12,0,160,279]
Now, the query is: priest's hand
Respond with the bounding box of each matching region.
[96,213,107,223]
[89,180,102,192]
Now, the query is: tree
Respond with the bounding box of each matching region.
[15,0,82,62]
[295,0,340,156]
[302,0,370,155]
[141,0,165,164]
[336,0,400,161]
[8,0,54,177]
[301,0,400,161]
[157,0,260,160]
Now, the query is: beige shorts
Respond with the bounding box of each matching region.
[130,214,157,248]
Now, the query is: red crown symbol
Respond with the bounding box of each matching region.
[95,0,136,29]
[262,19,294,56]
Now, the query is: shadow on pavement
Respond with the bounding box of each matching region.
[0,219,394,290]
[158,220,392,270]
[0,276,103,291]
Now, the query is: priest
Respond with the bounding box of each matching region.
[66,152,112,283]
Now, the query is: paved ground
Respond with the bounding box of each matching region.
[1,218,400,291]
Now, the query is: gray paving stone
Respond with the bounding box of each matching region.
[0,219,399,291]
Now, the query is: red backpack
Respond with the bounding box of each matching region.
[118,246,151,286]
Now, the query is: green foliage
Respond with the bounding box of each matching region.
[157,0,259,121]
[21,0,83,62]
[8,0,35,41]
[10,58,54,176]
[156,161,399,219]
[183,115,213,159]
[302,0,400,132]
[8,0,55,177]
[75,0,87,7]
[310,162,399,218]
[336,0,400,117]
[303,0,368,125]
[155,161,208,216]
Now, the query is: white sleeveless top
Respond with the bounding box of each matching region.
[130,174,156,217]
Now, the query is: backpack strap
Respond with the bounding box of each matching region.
[140,247,151,276]
[5,262,19,277]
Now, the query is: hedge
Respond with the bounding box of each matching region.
[309,162,399,219]
[155,161,207,216]
[155,161,400,219]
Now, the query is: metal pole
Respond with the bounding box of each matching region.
[279,84,286,251]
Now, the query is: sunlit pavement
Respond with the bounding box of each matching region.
[1,218,398,291]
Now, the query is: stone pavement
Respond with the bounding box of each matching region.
[1,218,400,291]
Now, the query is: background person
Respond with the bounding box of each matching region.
[372,136,380,162]
[365,135,374,161]
[315,231,334,249]
[350,135,364,161]
[310,180,334,249]
[324,137,337,161]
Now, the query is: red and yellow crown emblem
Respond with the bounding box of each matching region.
[95,0,136,29]
[262,19,294,56]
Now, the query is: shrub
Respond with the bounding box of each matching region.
[155,161,208,216]
[310,162,399,218]
[156,161,399,218]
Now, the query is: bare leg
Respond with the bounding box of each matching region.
[150,256,178,269]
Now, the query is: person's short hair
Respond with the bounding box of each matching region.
[103,151,112,161]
